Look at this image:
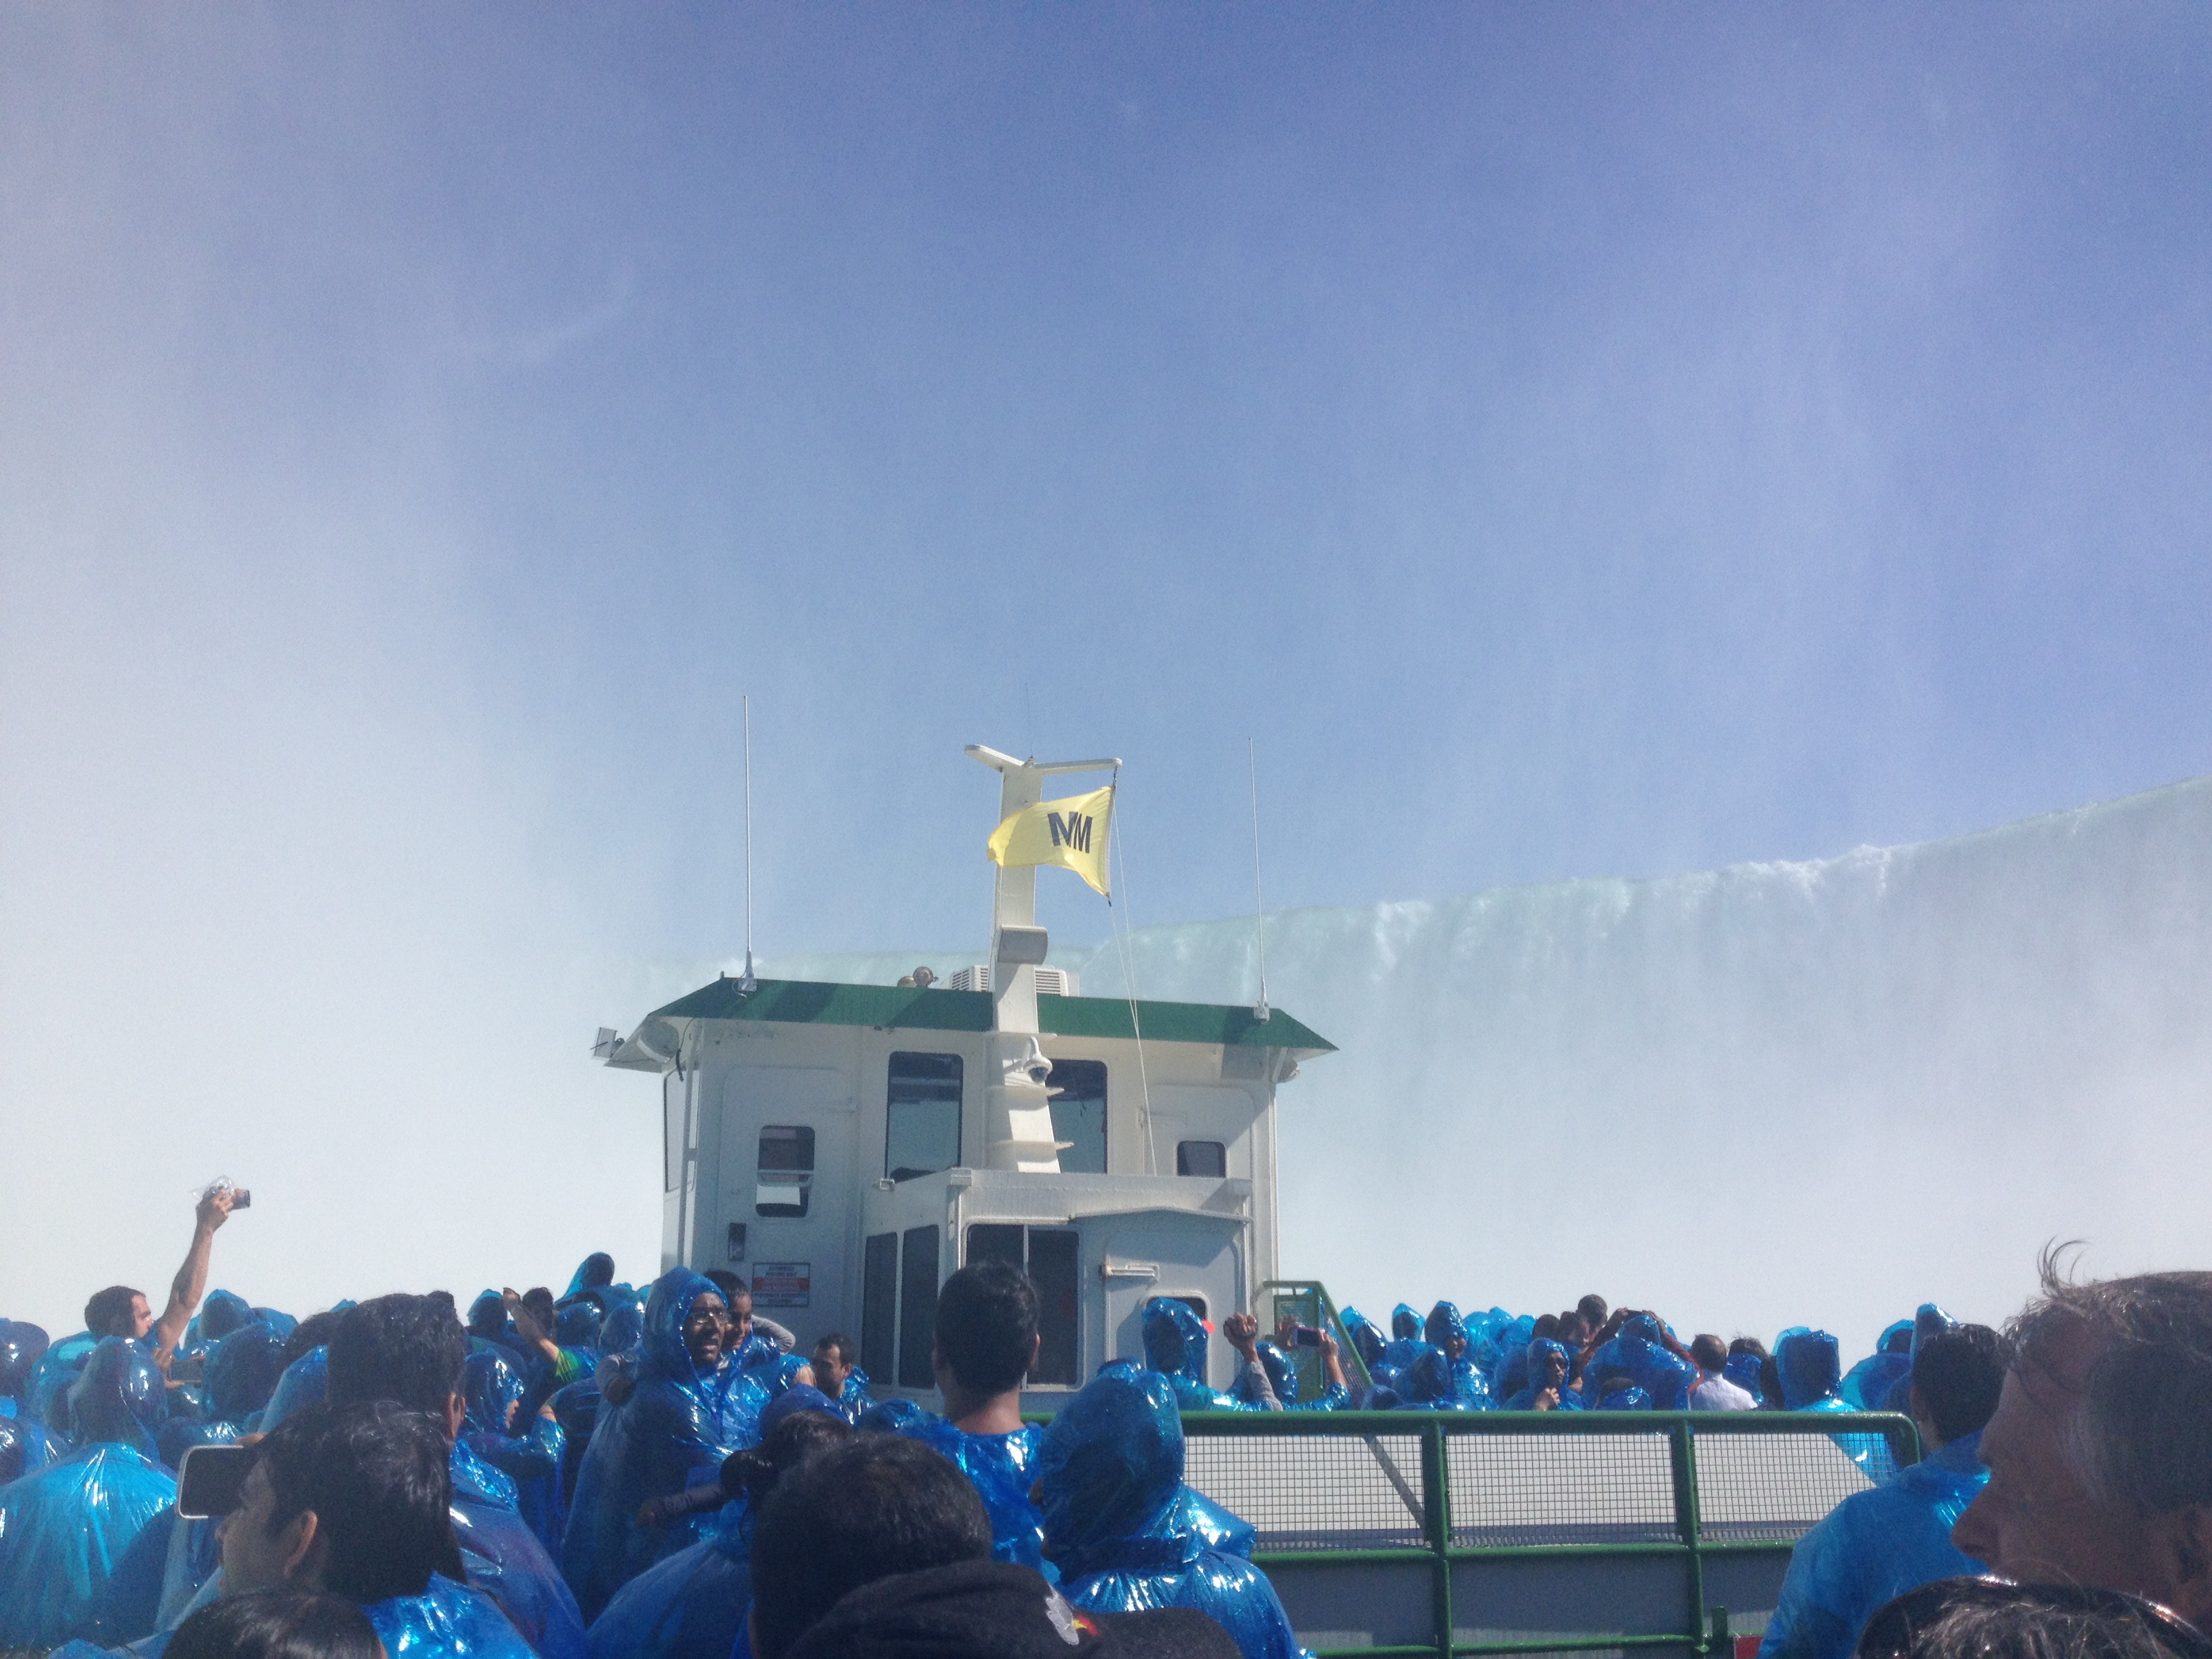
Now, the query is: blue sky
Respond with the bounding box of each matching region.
[3,5,2208,1332]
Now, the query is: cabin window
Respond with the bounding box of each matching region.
[897,1225,941,1389]
[662,1073,686,1193]
[861,1232,898,1382]
[1153,1293,1209,1323]
[1176,1140,1227,1179]
[755,1126,815,1218]
[886,1052,963,1182]
[1046,1060,1107,1174]
[964,1224,1080,1385]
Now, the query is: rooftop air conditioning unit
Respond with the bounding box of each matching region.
[947,965,989,992]
[945,965,1080,997]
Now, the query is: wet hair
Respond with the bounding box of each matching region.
[2004,1248,2212,1517]
[255,1401,462,1603]
[1576,1295,1609,1328]
[283,1311,344,1367]
[326,1294,468,1418]
[813,1333,855,1366]
[166,1587,382,1659]
[750,1437,994,1659]
[1911,1324,2005,1444]
[720,1407,853,1504]
[85,1286,143,1338]
[1689,1334,1729,1372]
[933,1261,1038,1395]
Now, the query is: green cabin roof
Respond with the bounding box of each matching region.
[647,977,1334,1054]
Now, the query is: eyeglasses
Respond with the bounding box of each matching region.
[1858,1577,2212,1659]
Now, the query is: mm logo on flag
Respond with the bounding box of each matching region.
[988,785,1114,896]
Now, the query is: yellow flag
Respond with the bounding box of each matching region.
[986,785,1115,896]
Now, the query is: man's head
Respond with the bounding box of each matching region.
[85,1285,152,1342]
[1689,1334,1729,1375]
[325,1294,468,1438]
[703,1272,754,1351]
[1557,1311,1591,1347]
[812,1333,857,1395]
[934,1262,1040,1399]
[1952,1260,2212,1622]
[219,1400,458,1603]
[749,1435,994,1659]
[520,1287,556,1333]
[1576,1295,1609,1330]
[684,1290,732,1370]
[1908,1324,2004,1450]
[168,1586,382,1659]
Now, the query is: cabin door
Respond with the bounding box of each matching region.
[717,1065,857,1347]
[1080,1210,1246,1391]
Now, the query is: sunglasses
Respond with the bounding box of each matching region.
[1858,1577,2212,1659]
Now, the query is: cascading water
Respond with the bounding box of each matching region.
[765,775,2212,1352]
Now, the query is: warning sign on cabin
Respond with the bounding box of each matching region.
[752,1263,811,1308]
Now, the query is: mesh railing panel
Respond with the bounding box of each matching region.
[1692,1431,1885,1543]
[1183,1431,1429,1551]
[1447,1431,1679,1547]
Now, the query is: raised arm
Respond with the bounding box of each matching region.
[154,1186,237,1359]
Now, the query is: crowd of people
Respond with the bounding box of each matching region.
[3,1190,2211,1659]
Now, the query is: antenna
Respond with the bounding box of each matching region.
[737,695,758,996]
[1247,737,1270,1022]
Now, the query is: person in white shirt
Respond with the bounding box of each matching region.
[1687,1334,1759,1410]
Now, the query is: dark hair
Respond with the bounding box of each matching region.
[85,1286,142,1338]
[326,1294,468,1418]
[520,1288,556,1330]
[282,1311,345,1367]
[255,1401,460,1603]
[1908,1324,2004,1444]
[1729,1336,1771,1359]
[1859,1580,2202,1659]
[1531,1313,1561,1341]
[1576,1295,1608,1327]
[167,1587,382,1659]
[704,1269,744,1300]
[813,1333,855,1366]
[720,1408,853,1504]
[2007,1249,2212,1516]
[933,1262,1038,1395]
[751,1437,994,1659]
[1689,1334,1729,1372]
[1758,1353,1784,1410]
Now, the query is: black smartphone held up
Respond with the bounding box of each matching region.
[231,1189,251,1209]
[1292,1325,1324,1349]
[178,1443,253,1520]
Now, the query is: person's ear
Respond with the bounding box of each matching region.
[1029,1332,1042,1365]
[445,1392,467,1439]
[279,1507,322,1584]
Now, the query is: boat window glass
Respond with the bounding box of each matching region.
[1176,1140,1227,1179]
[861,1233,898,1382]
[662,1073,685,1193]
[962,1225,1081,1386]
[886,1052,963,1182]
[1046,1060,1107,1174]
[897,1225,941,1389]
[755,1126,814,1218]
[1153,1294,1208,1324]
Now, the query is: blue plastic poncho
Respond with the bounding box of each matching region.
[1139,1300,1267,1413]
[1723,1353,1767,1404]
[205,1322,287,1427]
[1487,1315,1539,1400]
[463,1351,567,1552]
[1582,1331,1696,1411]
[0,1416,23,1483]
[1377,1303,1427,1385]
[0,1341,177,1646]
[742,1350,812,1401]
[250,1308,298,1342]
[152,1418,237,1631]
[1036,1368,1300,1659]
[1420,1304,1492,1408]
[1502,1340,1584,1411]
[561,1268,766,1621]
[1338,1307,1388,1376]
[566,1254,619,1300]
[181,1291,253,1351]
[857,1397,925,1434]
[1,1319,51,1405]
[1389,1305,1422,1341]
[582,1521,752,1659]
[1778,1331,1846,1410]
[1396,1347,1475,1412]
[365,1570,538,1659]
[258,1345,328,1434]
[893,1410,1048,1572]
[450,1438,588,1659]
[27,1332,98,1437]
[1756,1431,1989,1659]
[1597,1385,1653,1411]
[556,1300,604,1351]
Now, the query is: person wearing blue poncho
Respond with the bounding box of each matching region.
[203,1323,288,1431]
[1502,1340,1584,1410]
[563,1268,766,1622]
[462,1349,567,1552]
[1422,1304,1493,1408]
[1235,1336,1351,1411]
[1776,1329,1849,1410]
[0,1337,178,1647]
[886,1261,1052,1570]
[1758,1326,2003,1659]
[1140,1300,1282,1412]
[212,1400,532,1659]
[805,1332,874,1420]
[1035,1367,1301,1659]
[328,1294,588,1659]
[586,1385,853,1659]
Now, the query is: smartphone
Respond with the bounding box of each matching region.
[178,1443,253,1519]
[231,1189,251,1209]
[1292,1325,1324,1349]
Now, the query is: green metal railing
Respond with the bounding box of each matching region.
[1176,1409,1921,1659]
[1263,1279,1374,1395]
